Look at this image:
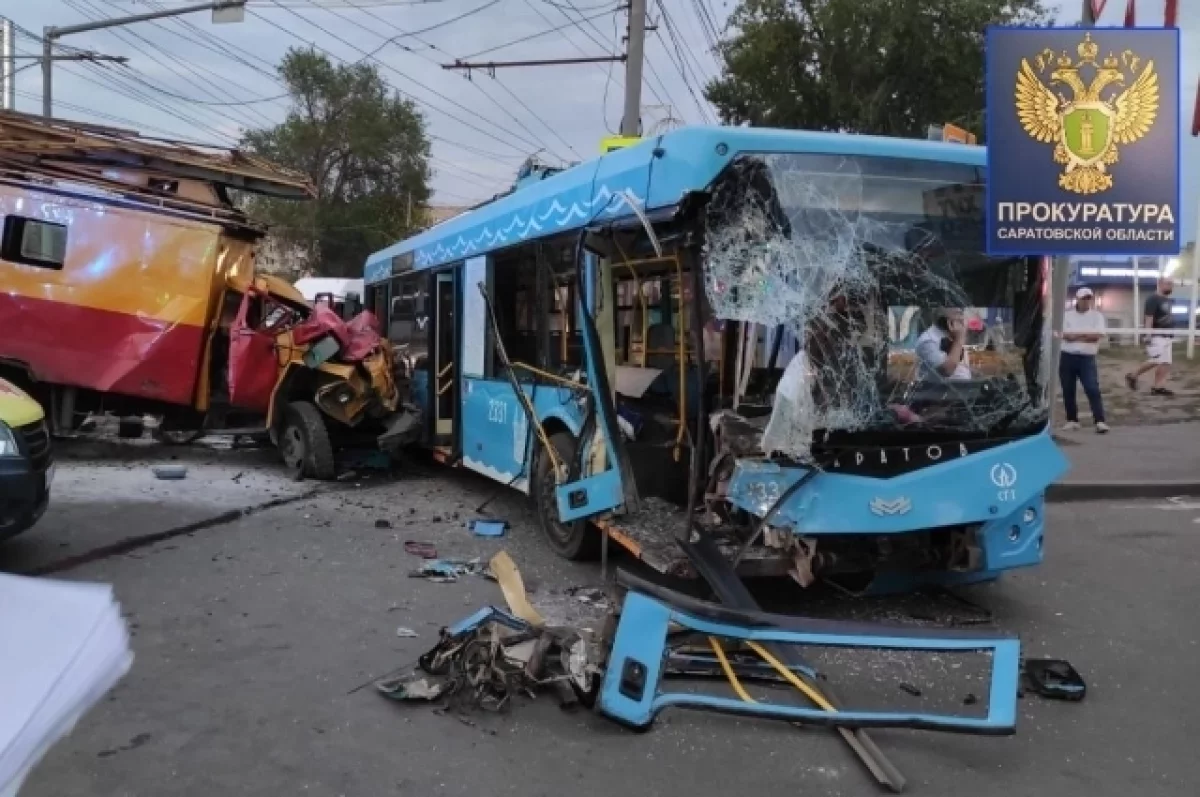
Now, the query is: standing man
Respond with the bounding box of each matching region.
[1125,277,1176,396]
[1059,288,1109,433]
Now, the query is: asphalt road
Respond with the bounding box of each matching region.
[4,444,1198,797]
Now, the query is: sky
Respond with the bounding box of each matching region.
[0,0,1195,242]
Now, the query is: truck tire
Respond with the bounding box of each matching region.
[279,401,335,480]
[534,430,600,561]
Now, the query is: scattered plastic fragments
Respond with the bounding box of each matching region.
[375,519,392,529]
[469,519,508,538]
[408,558,485,583]
[151,465,187,480]
[898,683,923,697]
[396,627,419,638]
[403,540,438,559]
[1022,658,1086,702]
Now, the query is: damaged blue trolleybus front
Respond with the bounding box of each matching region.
[363,125,1068,597]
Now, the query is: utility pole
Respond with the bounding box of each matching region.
[443,0,652,139]
[620,0,647,137]
[1,18,13,112]
[42,0,245,118]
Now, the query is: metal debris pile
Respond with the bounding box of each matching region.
[376,606,600,713]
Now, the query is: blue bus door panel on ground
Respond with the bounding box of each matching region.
[725,431,1067,572]
[598,589,1021,734]
[555,251,625,524]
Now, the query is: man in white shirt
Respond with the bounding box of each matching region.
[915,308,971,381]
[1059,287,1109,433]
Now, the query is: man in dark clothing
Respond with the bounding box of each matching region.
[1125,277,1176,396]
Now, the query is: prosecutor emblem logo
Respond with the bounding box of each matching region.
[1015,32,1158,196]
[986,26,1180,257]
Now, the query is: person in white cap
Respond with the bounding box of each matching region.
[1059,287,1109,433]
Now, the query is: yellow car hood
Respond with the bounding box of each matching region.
[0,378,45,428]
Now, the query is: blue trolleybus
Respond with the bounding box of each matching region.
[363,126,1068,595]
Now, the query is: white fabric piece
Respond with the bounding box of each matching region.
[761,352,816,458]
[0,574,133,797]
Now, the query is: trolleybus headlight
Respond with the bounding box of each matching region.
[1008,525,1021,542]
[1023,507,1037,524]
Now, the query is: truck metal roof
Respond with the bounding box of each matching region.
[0,110,314,200]
[364,125,986,283]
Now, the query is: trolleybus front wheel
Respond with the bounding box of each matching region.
[534,431,601,561]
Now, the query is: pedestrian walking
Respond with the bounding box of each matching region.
[1125,277,1176,396]
[1060,287,1109,433]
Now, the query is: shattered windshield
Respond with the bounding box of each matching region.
[703,153,1048,462]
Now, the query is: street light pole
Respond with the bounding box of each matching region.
[42,0,245,118]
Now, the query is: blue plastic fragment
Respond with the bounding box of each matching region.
[470,519,508,537]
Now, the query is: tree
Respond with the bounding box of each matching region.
[242,49,431,278]
[705,0,1049,141]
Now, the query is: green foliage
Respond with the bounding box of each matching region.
[242,49,431,278]
[706,0,1049,141]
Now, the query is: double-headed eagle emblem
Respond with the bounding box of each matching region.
[1015,32,1159,195]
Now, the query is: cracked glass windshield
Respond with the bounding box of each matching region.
[703,152,1049,461]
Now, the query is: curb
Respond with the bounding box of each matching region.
[1047,480,1200,502]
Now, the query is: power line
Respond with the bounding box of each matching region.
[65,0,278,129]
[653,0,713,121]
[140,0,528,168]
[252,2,540,155]
[459,8,616,59]
[59,58,242,143]
[12,88,222,140]
[306,0,577,161]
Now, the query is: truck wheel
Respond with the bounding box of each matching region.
[534,431,600,561]
[279,401,336,480]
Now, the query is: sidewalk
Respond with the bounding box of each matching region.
[1049,421,1200,501]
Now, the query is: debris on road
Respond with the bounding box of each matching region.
[375,605,597,713]
[408,558,485,583]
[488,551,543,626]
[403,540,438,559]
[395,627,419,638]
[152,465,188,480]
[566,586,611,611]
[469,519,508,537]
[375,519,392,529]
[1022,658,1086,701]
[898,683,923,697]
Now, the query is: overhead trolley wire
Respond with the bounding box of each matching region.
[307,0,579,162]
[653,0,714,121]
[69,0,280,129]
[253,1,540,155]
[146,0,527,167]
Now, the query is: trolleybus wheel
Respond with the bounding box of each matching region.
[534,431,601,561]
[280,401,336,480]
